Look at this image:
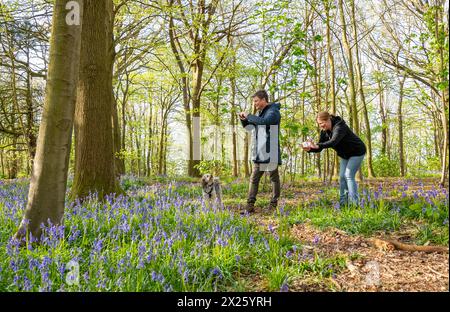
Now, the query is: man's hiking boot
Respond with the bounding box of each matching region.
[263,202,277,213]
[240,203,255,215]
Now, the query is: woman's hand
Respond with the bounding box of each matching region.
[302,141,311,151]
[302,141,319,151]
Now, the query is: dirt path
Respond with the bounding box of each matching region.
[289,222,449,291]
[231,178,449,292]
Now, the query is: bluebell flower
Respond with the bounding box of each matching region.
[83,272,89,283]
[217,238,228,247]
[92,238,104,254]
[39,256,52,270]
[13,274,20,287]
[23,276,31,291]
[211,267,222,279]
[57,262,66,279]
[313,235,320,244]
[96,279,106,289]
[280,283,289,292]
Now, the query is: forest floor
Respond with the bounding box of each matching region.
[223,178,449,291]
[0,176,448,292]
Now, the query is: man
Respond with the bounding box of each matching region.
[239,90,281,214]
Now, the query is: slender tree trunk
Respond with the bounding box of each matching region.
[230,75,238,177]
[112,95,124,176]
[436,3,449,185]
[15,0,83,240]
[325,1,339,180]
[25,52,37,163]
[301,76,307,176]
[9,138,18,179]
[190,58,203,177]
[339,0,359,135]
[147,97,153,176]
[132,107,141,177]
[120,73,129,153]
[158,109,166,175]
[0,150,4,178]
[243,132,250,177]
[110,9,124,177]
[163,121,168,175]
[350,0,375,177]
[312,35,322,179]
[432,113,440,159]
[72,0,119,200]
[378,79,388,156]
[398,75,406,176]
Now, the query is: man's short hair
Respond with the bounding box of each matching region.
[252,90,269,102]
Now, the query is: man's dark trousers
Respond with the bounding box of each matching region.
[247,163,280,206]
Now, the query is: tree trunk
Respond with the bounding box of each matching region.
[112,94,124,176]
[158,109,166,175]
[230,75,238,177]
[15,0,83,240]
[312,34,322,179]
[398,75,406,176]
[72,0,119,200]
[350,0,375,178]
[339,0,359,135]
[25,52,37,164]
[378,79,388,156]
[147,97,153,176]
[435,3,449,186]
[190,58,203,177]
[325,1,339,180]
[243,132,250,177]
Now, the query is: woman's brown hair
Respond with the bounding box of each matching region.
[317,111,332,121]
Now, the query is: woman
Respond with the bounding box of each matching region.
[303,112,366,206]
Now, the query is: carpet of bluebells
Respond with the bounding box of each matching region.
[0,176,334,292]
[288,180,449,245]
[0,176,448,292]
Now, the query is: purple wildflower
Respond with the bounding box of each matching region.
[92,238,104,254]
[280,283,289,292]
[23,276,31,291]
[217,238,229,247]
[313,235,320,244]
[211,267,223,279]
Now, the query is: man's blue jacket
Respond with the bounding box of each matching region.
[241,103,282,165]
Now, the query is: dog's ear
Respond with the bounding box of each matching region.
[201,174,210,187]
[201,175,207,187]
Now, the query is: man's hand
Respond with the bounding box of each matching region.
[239,112,248,120]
